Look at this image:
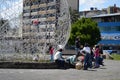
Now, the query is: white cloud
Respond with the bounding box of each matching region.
[0,0,23,19]
[79,0,107,11]
[0,0,23,28]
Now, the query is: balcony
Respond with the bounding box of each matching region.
[48,2,55,6]
[47,9,56,14]
[23,6,30,10]
[23,19,31,24]
[39,11,46,14]
[31,5,38,9]
[39,3,47,7]
[46,17,56,21]
[39,18,46,21]
[23,13,30,16]
[31,12,38,15]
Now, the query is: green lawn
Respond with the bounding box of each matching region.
[111,54,120,60]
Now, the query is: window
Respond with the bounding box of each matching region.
[47,0,54,3]
[100,26,120,32]
[47,5,55,10]
[24,2,31,6]
[31,15,39,19]
[23,9,30,13]
[31,8,39,12]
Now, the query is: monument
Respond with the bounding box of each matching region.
[0,0,71,60]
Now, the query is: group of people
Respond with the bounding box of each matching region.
[48,37,104,70]
[74,37,104,70]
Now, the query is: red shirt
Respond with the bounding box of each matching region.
[94,48,100,57]
[49,48,54,55]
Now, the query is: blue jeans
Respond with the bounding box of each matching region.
[75,48,80,55]
[95,56,100,68]
[50,54,54,62]
[84,53,92,70]
[55,59,65,69]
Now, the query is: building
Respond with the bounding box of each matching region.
[79,5,120,53]
[91,13,120,53]
[67,0,79,11]
[22,0,73,53]
[107,4,120,14]
[0,0,75,54]
[79,9,107,18]
[22,0,60,53]
[79,4,120,18]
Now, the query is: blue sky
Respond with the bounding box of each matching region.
[0,0,22,19]
[79,0,120,11]
[0,0,20,10]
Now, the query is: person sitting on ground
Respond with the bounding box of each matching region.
[54,45,65,69]
[33,55,39,62]
[66,51,84,68]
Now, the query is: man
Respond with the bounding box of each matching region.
[54,45,65,69]
[75,37,81,55]
[82,43,92,70]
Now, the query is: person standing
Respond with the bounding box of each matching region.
[94,45,100,68]
[49,45,54,62]
[82,43,92,70]
[98,44,104,66]
[54,45,65,69]
[75,37,81,55]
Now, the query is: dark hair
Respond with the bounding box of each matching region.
[49,45,52,51]
[84,43,89,47]
[59,49,63,52]
[95,45,99,48]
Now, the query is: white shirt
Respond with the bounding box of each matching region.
[83,47,91,54]
[54,51,63,60]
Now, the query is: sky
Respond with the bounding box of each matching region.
[1,0,120,17]
[0,0,23,28]
[79,0,120,11]
[0,0,22,19]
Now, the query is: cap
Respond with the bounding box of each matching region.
[58,45,63,50]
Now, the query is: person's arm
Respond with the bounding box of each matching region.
[59,52,64,60]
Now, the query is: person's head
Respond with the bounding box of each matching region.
[58,45,63,52]
[49,45,52,50]
[84,43,89,47]
[95,45,99,49]
[98,43,102,48]
[76,36,80,41]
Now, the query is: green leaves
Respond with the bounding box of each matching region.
[69,18,101,46]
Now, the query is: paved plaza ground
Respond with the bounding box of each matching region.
[0,60,120,80]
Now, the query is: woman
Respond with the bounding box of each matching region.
[94,45,100,68]
[54,45,65,69]
[49,45,54,62]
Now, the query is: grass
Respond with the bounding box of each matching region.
[111,53,120,60]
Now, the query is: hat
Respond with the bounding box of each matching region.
[58,45,63,50]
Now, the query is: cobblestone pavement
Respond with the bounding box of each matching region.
[0,60,120,80]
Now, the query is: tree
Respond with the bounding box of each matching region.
[68,18,101,46]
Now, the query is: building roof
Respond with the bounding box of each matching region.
[91,13,120,18]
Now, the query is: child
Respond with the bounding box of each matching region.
[49,45,54,62]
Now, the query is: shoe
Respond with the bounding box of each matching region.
[83,68,88,70]
[100,63,105,66]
